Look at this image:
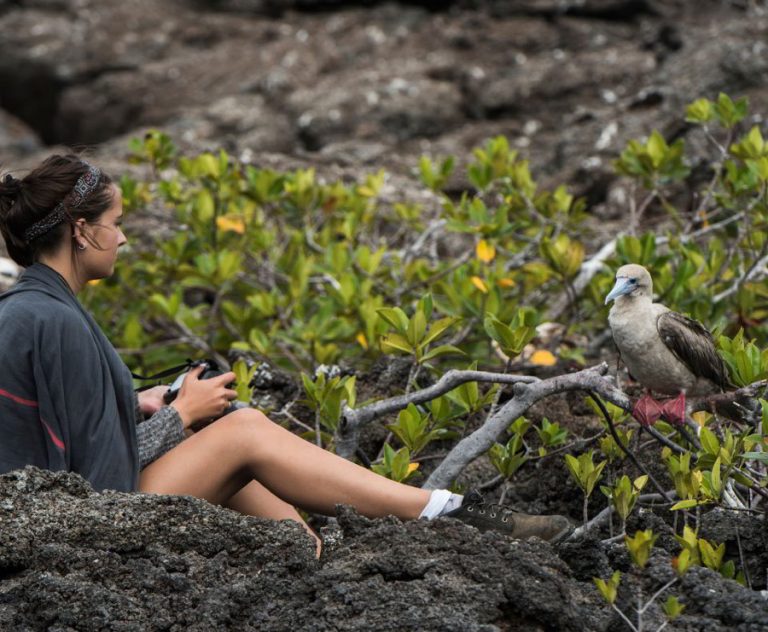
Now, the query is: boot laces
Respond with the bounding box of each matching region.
[464,493,515,523]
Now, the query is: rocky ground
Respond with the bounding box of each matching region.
[0,467,766,631]
[2,0,768,629]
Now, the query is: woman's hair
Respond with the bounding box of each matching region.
[0,154,114,267]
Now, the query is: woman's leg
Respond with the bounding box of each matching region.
[226,480,322,555]
[139,408,431,519]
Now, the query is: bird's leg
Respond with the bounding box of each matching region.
[660,392,687,426]
[632,392,663,427]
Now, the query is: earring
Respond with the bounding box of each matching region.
[77,243,86,251]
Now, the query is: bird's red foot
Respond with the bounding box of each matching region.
[660,393,687,426]
[632,394,663,427]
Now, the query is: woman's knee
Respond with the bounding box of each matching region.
[209,407,276,446]
[221,407,273,430]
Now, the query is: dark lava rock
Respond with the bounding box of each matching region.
[2,467,767,630]
[0,467,610,631]
[0,467,318,631]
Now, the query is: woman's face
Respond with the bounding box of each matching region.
[76,184,127,280]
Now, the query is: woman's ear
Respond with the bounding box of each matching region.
[72,219,88,250]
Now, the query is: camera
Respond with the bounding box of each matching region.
[163,359,225,404]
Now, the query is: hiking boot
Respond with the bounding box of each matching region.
[444,490,573,543]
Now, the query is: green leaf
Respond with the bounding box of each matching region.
[421,344,465,362]
[407,309,427,347]
[685,98,713,123]
[663,595,686,620]
[593,571,620,605]
[715,92,749,127]
[700,427,720,456]
[742,451,768,463]
[699,539,725,571]
[301,373,317,404]
[564,454,582,487]
[377,307,410,333]
[671,499,699,511]
[380,333,414,355]
[122,313,144,348]
[484,314,515,348]
[711,456,722,498]
[647,130,668,169]
[194,189,215,222]
[625,529,657,569]
[422,316,460,347]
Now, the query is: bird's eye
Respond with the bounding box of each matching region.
[628,278,638,285]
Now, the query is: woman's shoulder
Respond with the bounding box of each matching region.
[0,289,85,331]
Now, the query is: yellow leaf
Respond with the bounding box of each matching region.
[496,278,516,288]
[87,279,101,286]
[471,276,489,293]
[357,186,376,197]
[691,411,710,427]
[407,462,420,474]
[476,239,496,263]
[216,215,246,234]
[356,332,368,350]
[530,349,557,366]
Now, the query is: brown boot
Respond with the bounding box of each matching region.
[444,490,573,543]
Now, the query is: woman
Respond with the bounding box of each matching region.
[0,155,572,554]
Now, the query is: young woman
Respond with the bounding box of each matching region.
[0,155,572,554]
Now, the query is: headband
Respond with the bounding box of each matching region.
[23,163,102,243]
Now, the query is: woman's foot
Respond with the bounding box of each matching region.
[443,490,573,543]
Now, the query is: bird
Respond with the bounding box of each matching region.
[605,263,732,427]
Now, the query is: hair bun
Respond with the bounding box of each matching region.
[1,174,21,196]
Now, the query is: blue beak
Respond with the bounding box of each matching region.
[605,277,634,304]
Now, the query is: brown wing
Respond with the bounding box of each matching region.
[656,311,732,391]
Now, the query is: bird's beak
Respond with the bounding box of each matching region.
[605,277,634,304]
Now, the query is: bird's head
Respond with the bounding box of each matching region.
[605,264,653,304]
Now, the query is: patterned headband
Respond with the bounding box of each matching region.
[23,163,102,243]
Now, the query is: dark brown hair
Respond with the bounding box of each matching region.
[0,154,114,267]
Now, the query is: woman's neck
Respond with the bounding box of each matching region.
[37,252,83,294]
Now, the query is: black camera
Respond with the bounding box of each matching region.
[163,359,225,404]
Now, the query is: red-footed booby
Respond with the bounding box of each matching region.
[605,264,732,426]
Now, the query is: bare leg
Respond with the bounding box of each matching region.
[140,408,431,519]
[226,480,322,556]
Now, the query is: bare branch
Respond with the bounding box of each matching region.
[423,364,629,489]
[548,237,619,321]
[713,249,768,303]
[688,380,768,424]
[335,354,767,499]
[590,393,675,504]
[571,505,612,540]
[402,218,447,263]
[569,492,673,540]
[336,370,542,457]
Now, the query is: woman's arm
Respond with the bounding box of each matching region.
[134,393,186,469]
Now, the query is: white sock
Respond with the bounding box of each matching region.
[419,490,464,519]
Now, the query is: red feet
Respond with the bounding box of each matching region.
[660,392,687,426]
[631,392,687,427]
[632,394,663,427]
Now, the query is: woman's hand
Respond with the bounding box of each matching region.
[169,365,238,429]
[137,385,171,417]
